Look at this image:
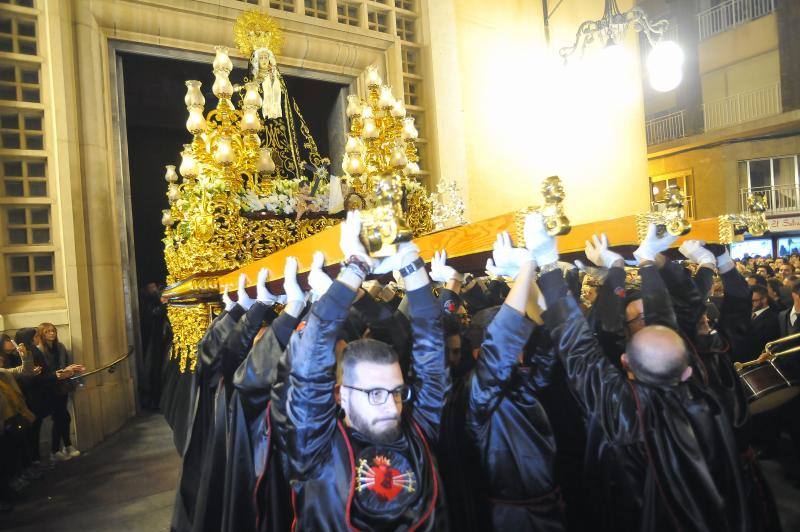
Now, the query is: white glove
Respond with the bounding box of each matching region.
[372,241,420,275]
[339,211,373,270]
[283,257,306,304]
[237,273,255,310]
[308,251,333,302]
[716,250,734,273]
[256,268,281,306]
[487,231,534,279]
[221,286,235,311]
[429,250,461,284]
[574,259,609,282]
[633,223,677,263]
[585,234,623,269]
[678,240,715,266]
[524,213,558,266]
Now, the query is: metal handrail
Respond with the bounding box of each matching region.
[70,347,134,380]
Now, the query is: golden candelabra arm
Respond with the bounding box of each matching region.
[635,185,691,242]
[515,175,572,243]
[718,192,769,244]
[359,174,413,257]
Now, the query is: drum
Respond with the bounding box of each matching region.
[737,356,800,415]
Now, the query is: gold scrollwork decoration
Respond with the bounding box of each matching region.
[635,185,691,242]
[718,192,769,244]
[515,175,571,244]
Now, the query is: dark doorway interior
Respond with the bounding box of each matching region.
[120,52,345,290]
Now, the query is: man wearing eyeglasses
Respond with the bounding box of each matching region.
[284,211,447,531]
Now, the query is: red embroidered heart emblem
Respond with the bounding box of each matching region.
[369,462,403,501]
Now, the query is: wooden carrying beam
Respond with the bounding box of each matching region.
[166,212,731,299]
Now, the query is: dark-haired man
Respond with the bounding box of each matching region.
[284,211,447,530]
[778,281,800,337]
[751,285,780,356]
[527,214,754,531]
[464,232,564,530]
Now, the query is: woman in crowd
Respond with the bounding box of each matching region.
[0,335,38,507]
[37,323,82,461]
[10,328,81,472]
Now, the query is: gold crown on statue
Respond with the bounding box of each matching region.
[233,11,284,57]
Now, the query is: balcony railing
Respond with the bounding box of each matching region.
[740,185,800,214]
[645,110,686,146]
[698,0,776,41]
[703,82,781,131]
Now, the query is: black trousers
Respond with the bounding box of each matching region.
[51,393,71,452]
[26,417,43,462]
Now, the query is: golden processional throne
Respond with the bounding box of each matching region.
[160,11,769,377]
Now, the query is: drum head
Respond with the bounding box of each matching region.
[749,387,800,415]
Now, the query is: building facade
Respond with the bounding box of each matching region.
[0,0,653,450]
[642,0,800,245]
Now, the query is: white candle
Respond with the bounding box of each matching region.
[243,82,262,109]
[257,148,276,174]
[164,165,178,183]
[186,108,206,134]
[167,184,180,202]
[365,65,382,87]
[378,85,395,108]
[184,80,205,109]
[212,72,233,99]
[213,46,233,73]
[362,118,379,139]
[240,109,261,131]
[179,146,197,178]
[214,137,235,165]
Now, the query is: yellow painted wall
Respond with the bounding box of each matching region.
[645,90,679,117]
[701,50,780,104]
[447,0,650,224]
[698,13,778,75]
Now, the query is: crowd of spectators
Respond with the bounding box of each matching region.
[0,324,85,513]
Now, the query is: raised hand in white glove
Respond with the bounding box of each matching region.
[372,241,420,275]
[486,231,534,279]
[574,260,610,282]
[633,223,677,264]
[585,234,623,268]
[256,267,281,306]
[339,211,373,270]
[716,250,734,273]
[678,240,716,266]
[308,251,333,302]
[524,213,558,266]
[237,273,255,310]
[283,257,306,304]
[429,250,462,284]
[221,285,235,311]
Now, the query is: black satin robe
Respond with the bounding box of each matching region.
[283,281,449,530]
[222,311,299,532]
[539,269,753,532]
[466,305,564,531]
[171,307,240,532]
